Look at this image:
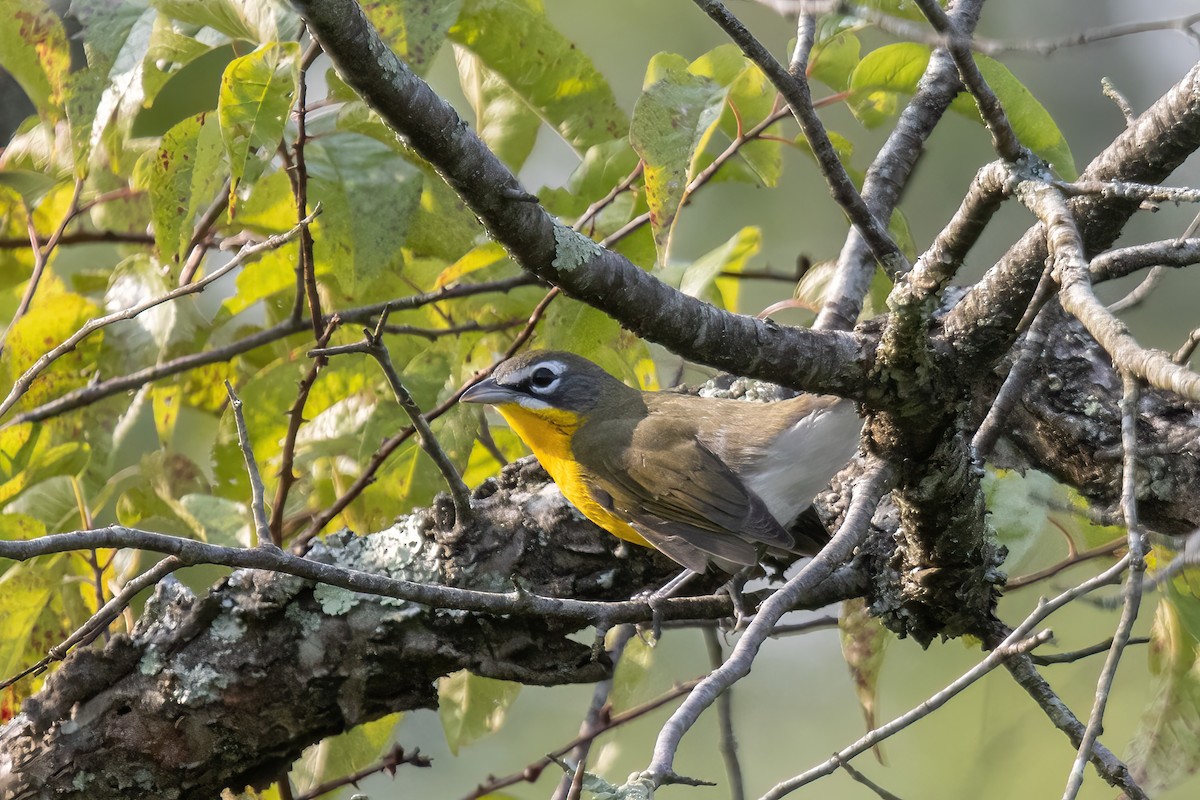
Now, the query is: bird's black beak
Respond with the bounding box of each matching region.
[460,376,508,405]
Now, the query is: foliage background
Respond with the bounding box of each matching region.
[1,0,1198,797]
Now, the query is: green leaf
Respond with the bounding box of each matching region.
[449,0,627,152]
[848,42,929,128]
[0,170,63,207]
[0,0,70,119]
[438,669,521,755]
[133,43,239,138]
[305,132,423,295]
[362,0,462,76]
[435,242,511,288]
[63,65,107,177]
[150,0,297,43]
[219,42,300,193]
[139,112,225,268]
[663,226,761,312]
[179,494,250,547]
[292,713,403,792]
[810,29,861,93]
[0,291,103,412]
[0,560,56,682]
[455,46,540,172]
[1127,587,1200,795]
[608,632,656,713]
[630,52,727,263]
[849,43,1075,177]
[974,54,1076,178]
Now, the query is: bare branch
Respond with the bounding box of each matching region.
[638,459,894,787]
[225,381,275,549]
[1061,375,1147,800]
[758,630,1053,799]
[0,211,320,423]
[309,324,474,528]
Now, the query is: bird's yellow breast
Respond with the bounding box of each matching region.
[492,403,653,549]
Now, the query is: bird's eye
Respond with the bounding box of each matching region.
[528,366,558,391]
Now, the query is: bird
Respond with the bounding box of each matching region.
[460,350,862,574]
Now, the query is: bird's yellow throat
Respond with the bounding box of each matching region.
[493,402,653,549]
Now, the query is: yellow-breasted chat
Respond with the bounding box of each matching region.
[460,350,863,573]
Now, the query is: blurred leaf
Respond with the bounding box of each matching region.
[675,226,760,308]
[0,0,70,118]
[435,242,511,288]
[0,290,102,410]
[722,61,783,188]
[0,560,57,685]
[179,494,250,547]
[152,385,183,445]
[849,43,1075,177]
[363,0,462,76]
[0,512,47,542]
[306,132,423,295]
[63,65,107,177]
[455,46,540,172]
[840,597,890,763]
[0,170,63,206]
[133,43,238,138]
[810,30,861,92]
[233,168,295,234]
[293,712,403,792]
[219,42,300,194]
[140,113,225,268]
[102,254,177,366]
[1127,583,1200,795]
[630,52,726,263]
[449,0,626,152]
[150,0,297,43]
[405,171,487,262]
[438,669,521,755]
[608,632,656,713]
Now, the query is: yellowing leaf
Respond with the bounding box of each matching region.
[438,669,521,755]
[219,42,300,193]
[840,597,890,762]
[0,0,70,118]
[435,242,511,289]
[450,0,626,152]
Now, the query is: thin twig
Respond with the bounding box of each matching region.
[640,460,894,786]
[270,318,340,545]
[910,0,1023,163]
[0,556,184,690]
[758,630,1053,799]
[309,321,474,528]
[291,35,324,333]
[0,527,747,624]
[838,760,906,800]
[462,676,704,800]
[1106,266,1166,314]
[292,285,557,548]
[691,0,904,273]
[177,177,232,286]
[0,210,320,422]
[225,381,274,548]
[293,744,431,800]
[704,628,746,800]
[1,274,539,430]
[1031,636,1150,667]
[1061,375,1146,800]
[552,625,635,800]
[0,178,85,352]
